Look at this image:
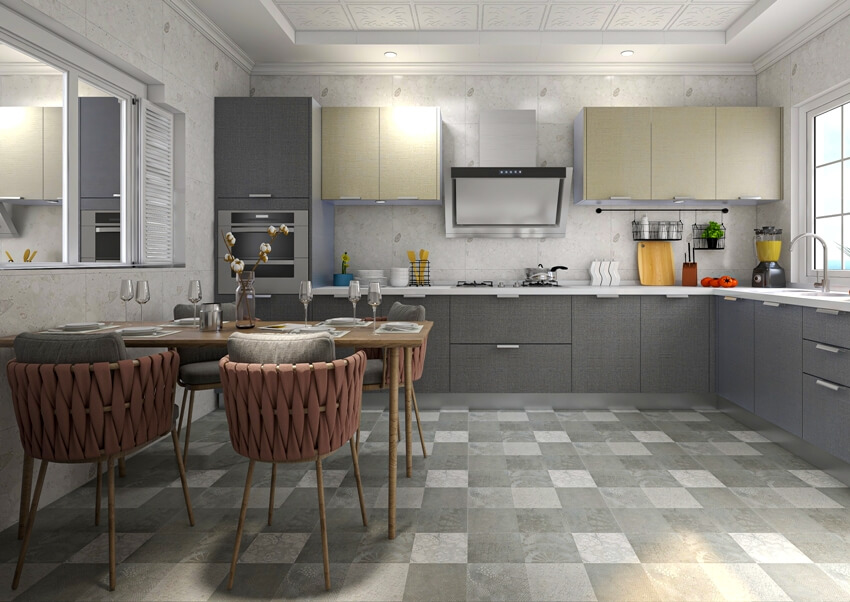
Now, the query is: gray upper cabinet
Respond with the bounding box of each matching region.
[716,296,754,412]
[572,296,640,393]
[640,296,710,393]
[79,97,121,199]
[753,301,802,436]
[215,97,312,199]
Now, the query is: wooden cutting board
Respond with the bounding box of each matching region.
[637,241,675,285]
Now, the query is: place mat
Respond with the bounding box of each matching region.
[117,328,180,339]
[374,322,424,334]
[260,324,350,338]
[43,324,118,334]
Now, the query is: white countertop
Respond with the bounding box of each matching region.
[313,284,850,312]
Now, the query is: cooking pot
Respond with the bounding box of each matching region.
[525,264,568,283]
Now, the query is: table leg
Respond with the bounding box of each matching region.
[404,347,413,477]
[388,347,399,539]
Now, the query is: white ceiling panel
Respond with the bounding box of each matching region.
[545,4,615,31]
[415,4,479,30]
[671,4,750,29]
[276,4,354,30]
[607,4,682,30]
[347,4,417,29]
[482,4,547,30]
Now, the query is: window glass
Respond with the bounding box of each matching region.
[0,42,64,263]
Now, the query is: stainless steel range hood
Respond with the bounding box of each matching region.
[444,110,570,238]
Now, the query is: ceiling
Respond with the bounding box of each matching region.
[189,0,847,71]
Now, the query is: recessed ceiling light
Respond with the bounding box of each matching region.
[384,51,397,58]
[620,50,635,57]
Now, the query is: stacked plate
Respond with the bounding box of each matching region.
[354,269,387,286]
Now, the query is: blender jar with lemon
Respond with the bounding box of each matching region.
[752,226,786,287]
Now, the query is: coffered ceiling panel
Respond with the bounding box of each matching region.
[347,4,416,29]
[671,4,750,30]
[415,4,479,30]
[545,5,615,31]
[607,4,681,30]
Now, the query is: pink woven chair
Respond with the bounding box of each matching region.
[219,332,368,591]
[6,333,194,591]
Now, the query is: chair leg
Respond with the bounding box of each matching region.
[118,456,126,478]
[177,386,189,436]
[228,459,255,590]
[18,455,33,540]
[95,460,102,526]
[350,438,367,527]
[107,456,116,591]
[356,428,361,450]
[171,430,195,526]
[182,389,196,467]
[268,463,277,526]
[13,460,47,590]
[411,386,427,458]
[316,458,331,591]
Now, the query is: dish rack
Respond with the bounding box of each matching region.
[631,220,683,241]
[408,260,431,286]
[692,223,726,250]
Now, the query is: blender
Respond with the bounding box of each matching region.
[752,226,786,287]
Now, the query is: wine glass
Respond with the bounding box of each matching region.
[299,280,313,326]
[348,280,361,322]
[368,282,382,333]
[188,280,202,322]
[134,280,150,321]
[119,279,134,322]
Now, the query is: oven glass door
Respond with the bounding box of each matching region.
[228,227,298,261]
[94,226,121,261]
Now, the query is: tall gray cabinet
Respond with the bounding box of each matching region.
[716,296,754,412]
[753,301,802,436]
[79,97,121,201]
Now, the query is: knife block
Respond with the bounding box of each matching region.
[682,262,698,287]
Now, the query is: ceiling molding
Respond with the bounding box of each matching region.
[753,0,850,74]
[0,61,58,75]
[251,61,756,77]
[164,0,254,73]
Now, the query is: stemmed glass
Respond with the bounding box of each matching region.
[135,280,150,321]
[348,280,361,322]
[119,279,134,322]
[368,282,382,333]
[188,280,202,322]
[299,280,313,326]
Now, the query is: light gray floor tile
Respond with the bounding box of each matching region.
[520,533,581,563]
[512,487,562,509]
[502,442,542,456]
[627,532,696,563]
[145,562,231,601]
[631,430,674,443]
[729,532,812,563]
[374,486,424,508]
[497,411,529,422]
[584,411,619,422]
[611,508,673,534]
[468,487,514,508]
[642,563,725,602]
[297,469,349,488]
[643,487,703,509]
[549,469,596,488]
[525,563,596,601]
[585,563,658,601]
[678,531,752,563]
[818,563,850,596]
[730,486,795,509]
[341,562,409,601]
[599,487,654,509]
[410,532,467,563]
[608,442,651,456]
[761,563,850,601]
[424,469,468,488]
[702,563,791,601]
[533,431,571,442]
[730,430,771,443]
[508,469,554,487]
[668,469,726,488]
[773,487,844,508]
[434,430,468,443]
[574,532,640,563]
[467,563,531,601]
[789,469,847,488]
[713,441,762,456]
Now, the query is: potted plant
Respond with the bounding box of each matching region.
[701,221,725,249]
[333,251,354,286]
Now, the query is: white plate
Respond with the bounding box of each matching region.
[121,326,158,335]
[298,325,335,333]
[324,317,367,326]
[61,322,103,331]
[386,321,418,329]
[173,317,199,326]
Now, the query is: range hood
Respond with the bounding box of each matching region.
[444,110,570,238]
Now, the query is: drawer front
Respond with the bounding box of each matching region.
[803,339,850,388]
[802,374,850,464]
[450,344,571,393]
[573,296,640,393]
[450,296,571,344]
[803,307,850,348]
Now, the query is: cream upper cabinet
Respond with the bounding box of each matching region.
[651,107,715,200]
[583,107,652,200]
[321,107,379,200]
[379,106,440,201]
[716,107,782,201]
[0,107,44,200]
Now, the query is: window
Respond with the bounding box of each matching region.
[808,93,850,273]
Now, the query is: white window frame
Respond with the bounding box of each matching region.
[797,80,850,285]
[0,3,160,268]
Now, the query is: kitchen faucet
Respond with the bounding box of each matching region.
[789,232,830,293]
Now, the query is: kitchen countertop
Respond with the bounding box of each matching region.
[314,284,850,312]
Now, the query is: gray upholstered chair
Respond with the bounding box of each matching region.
[173,302,236,466]
[220,332,367,590]
[7,332,193,591]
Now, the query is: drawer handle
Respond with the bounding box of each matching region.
[404,294,426,298]
[397,196,419,200]
[248,193,272,198]
[763,301,781,307]
[497,294,519,299]
[816,379,842,392]
[339,196,361,200]
[597,294,619,299]
[666,295,689,299]
[496,345,519,349]
[609,196,631,200]
[254,294,271,299]
[817,308,841,315]
[816,343,843,354]
[723,296,737,301]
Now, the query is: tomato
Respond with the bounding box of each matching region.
[701,277,713,287]
[710,278,721,287]
[720,275,735,288]
[730,278,738,287]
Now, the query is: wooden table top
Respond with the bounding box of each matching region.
[0,320,432,349]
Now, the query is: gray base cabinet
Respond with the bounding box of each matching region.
[716,296,754,412]
[572,296,639,393]
[802,374,850,464]
[640,296,709,393]
[450,344,571,393]
[753,302,802,436]
[450,296,570,344]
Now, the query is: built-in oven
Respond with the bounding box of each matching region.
[80,210,121,262]
[217,210,308,295]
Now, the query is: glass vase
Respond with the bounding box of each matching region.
[235,271,256,329]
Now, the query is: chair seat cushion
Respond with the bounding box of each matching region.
[364,358,384,386]
[179,361,222,386]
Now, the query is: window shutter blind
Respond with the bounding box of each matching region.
[140,99,173,263]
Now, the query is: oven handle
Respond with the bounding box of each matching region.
[225,224,299,231]
[95,227,121,233]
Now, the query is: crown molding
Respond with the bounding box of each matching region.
[0,61,58,75]
[251,61,756,77]
[163,0,254,74]
[753,0,850,74]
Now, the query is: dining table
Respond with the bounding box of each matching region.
[0,319,433,540]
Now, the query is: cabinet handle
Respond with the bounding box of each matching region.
[723,296,737,301]
[254,214,269,219]
[0,196,23,200]
[596,294,619,299]
[397,196,419,200]
[339,196,361,200]
[95,227,120,233]
[496,345,519,349]
[816,308,840,315]
[762,301,781,307]
[248,194,272,198]
[666,294,689,299]
[816,379,842,392]
[609,196,631,201]
[673,196,694,201]
[738,196,762,200]
[816,343,843,354]
[404,294,426,298]
[333,294,348,299]
[254,294,272,299]
[112,193,121,197]
[497,294,520,299]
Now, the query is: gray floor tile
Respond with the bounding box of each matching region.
[468,532,525,563]
[525,563,596,601]
[585,563,659,601]
[761,563,850,601]
[642,563,725,601]
[467,563,531,601]
[403,564,467,601]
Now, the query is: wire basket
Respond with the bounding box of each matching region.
[408,260,430,286]
[692,223,726,250]
[632,220,684,241]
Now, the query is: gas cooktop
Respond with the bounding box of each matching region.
[521,280,560,287]
[456,280,494,287]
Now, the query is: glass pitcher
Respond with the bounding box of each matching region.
[754,226,783,263]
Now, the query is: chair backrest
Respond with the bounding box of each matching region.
[382,302,427,385]
[13,331,127,364]
[387,301,425,322]
[7,338,180,462]
[173,303,236,365]
[219,333,366,463]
